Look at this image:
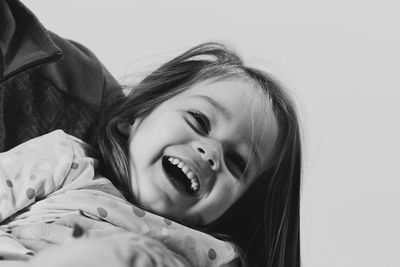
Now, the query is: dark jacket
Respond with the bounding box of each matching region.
[0,0,123,150]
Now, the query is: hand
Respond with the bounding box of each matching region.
[28,232,189,267]
[11,213,126,252]
[10,223,70,252]
[28,233,145,267]
[12,214,189,267]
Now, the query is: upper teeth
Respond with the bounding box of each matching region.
[168,157,199,191]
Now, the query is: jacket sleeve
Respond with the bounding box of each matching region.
[35,32,124,110]
[0,0,123,151]
[0,130,73,223]
[0,0,123,108]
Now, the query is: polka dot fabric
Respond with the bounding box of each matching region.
[0,130,74,226]
[0,130,77,260]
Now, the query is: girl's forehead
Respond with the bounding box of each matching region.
[184,76,272,118]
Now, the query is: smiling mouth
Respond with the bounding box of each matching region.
[162,156,200,197]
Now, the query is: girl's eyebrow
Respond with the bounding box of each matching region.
[190,95,231,119]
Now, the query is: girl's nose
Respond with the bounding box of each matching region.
[193,141,220,171]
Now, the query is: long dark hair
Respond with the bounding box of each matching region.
[91,43,302,267]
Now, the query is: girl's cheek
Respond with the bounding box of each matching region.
[168,122,196,142]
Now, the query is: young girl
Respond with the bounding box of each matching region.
[0,43,301,267]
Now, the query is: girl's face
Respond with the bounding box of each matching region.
[127,77,278,225]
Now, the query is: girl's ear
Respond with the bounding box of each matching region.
[117,121,131,136]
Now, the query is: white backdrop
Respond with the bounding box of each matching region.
[22,1,400,266]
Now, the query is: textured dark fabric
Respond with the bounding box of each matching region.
[0,0,123,150]
[0,73,99,151]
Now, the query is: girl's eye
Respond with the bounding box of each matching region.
[187,110,211,134]
[226,153,247,178]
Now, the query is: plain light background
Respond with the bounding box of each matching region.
[22,1,400,266]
